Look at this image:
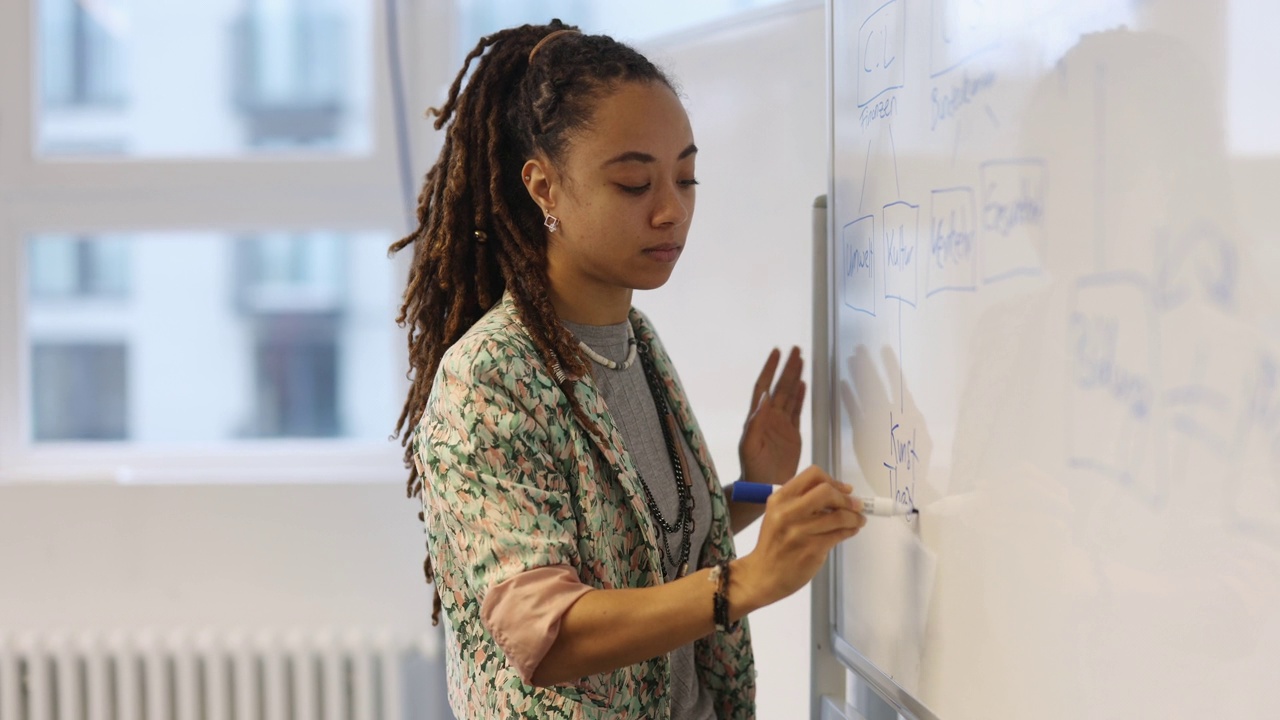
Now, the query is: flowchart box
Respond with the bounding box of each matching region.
[842,215,877,316]
[981,158,1046,284]
[883,201,920,307]
[858,0,906,107]
[1065,273,1159,501]
[927,187,977,297]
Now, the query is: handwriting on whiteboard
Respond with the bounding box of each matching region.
[859,0,906,108]
[884,411,921,514]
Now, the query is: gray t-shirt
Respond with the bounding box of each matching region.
[564,318,716,720]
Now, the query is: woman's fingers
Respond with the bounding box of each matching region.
[772,465,841,500]
[772,347,804,412]
[748,347,806,420]
[808,507,866,535]
[790,381,807,425]
[749,348,782,417]
[770,470,861,535]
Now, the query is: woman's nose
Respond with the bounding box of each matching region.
[652,181,691,227]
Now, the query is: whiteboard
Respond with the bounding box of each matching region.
[827,1,1280,718]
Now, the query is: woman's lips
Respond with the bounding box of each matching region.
[643,245,683,263]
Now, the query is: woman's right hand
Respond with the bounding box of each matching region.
[733,466,867,611]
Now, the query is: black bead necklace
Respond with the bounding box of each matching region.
[635,339,696,578]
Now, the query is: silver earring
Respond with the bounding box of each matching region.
[523,175,531,181]
[544,214,560,233]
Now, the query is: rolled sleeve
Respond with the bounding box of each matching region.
[481,565,594,683]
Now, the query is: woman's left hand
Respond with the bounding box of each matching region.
[739,347,806,486]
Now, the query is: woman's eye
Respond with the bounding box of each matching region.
[618,183,650,194]
[679,178,700,188]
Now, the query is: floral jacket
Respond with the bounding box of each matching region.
[413,294,756,719]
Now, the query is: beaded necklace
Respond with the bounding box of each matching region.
[577,321,638,370]
[635,339,696,578]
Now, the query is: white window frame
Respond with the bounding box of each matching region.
[0,0,455,484]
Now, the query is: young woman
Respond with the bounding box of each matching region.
[391,20,867,719]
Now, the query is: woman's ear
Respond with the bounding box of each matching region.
[522,158,556,214]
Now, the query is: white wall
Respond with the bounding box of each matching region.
[640,3,827,718]
[0,483,434,633]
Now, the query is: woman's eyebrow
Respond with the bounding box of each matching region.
[602,144,698,167]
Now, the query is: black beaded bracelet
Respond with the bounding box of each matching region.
[710,562,737,632]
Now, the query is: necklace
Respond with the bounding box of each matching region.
[577,321,638,370]
[635,340,695,578]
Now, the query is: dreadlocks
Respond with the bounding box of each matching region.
[388,21,674,623]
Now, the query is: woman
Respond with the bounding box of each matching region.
[391,20,866,719]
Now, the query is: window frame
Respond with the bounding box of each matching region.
[0,0,453,484]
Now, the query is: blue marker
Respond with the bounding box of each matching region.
[731,480,916,517]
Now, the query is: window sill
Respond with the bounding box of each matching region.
[0,440,409,485]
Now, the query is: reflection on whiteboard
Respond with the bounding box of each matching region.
[829,1,1280,718]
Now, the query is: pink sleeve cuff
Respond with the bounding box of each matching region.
[480,564,594,684]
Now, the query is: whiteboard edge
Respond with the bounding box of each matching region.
[831,633,940,720]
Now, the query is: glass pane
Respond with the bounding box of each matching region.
[28,234,130,298]
[25,231,403,443]
[35,0,373,157]
[32,342,129,441]
[456,0,791,45]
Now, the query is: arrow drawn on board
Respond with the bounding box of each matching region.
[985,104,1000,128]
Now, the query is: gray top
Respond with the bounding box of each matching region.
[564,318,716,720]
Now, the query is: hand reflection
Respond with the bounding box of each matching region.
[839,344,935,510]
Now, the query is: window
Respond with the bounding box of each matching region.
[32,342,128,441]
[249,313,340,438]
[22,231,397,446]
[28,235,130,299]
[39,0,127,109]
[36,0,372,158]
[233,0,353,148]
[3,0,414,483]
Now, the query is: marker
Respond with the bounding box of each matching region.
[730,480,917,517]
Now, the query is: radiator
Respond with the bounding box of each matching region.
[0,629,440,720]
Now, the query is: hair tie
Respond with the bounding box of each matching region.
[528,29,579,63]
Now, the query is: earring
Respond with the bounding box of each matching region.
[523,175,531,181]
[544,214,560,233]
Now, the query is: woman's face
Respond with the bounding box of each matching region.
[531,80,697,315]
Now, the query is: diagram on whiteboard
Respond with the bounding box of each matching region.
[827,2,1280,719]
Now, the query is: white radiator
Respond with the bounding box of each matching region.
[0,629,440,720]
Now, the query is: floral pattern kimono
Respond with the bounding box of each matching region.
[413,293,756,719]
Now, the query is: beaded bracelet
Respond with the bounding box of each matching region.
[708,562,737,632]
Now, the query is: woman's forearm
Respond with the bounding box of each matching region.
[534,467,864,687]
[531,558,764,687]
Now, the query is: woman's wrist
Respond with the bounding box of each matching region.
[726,556,770,623]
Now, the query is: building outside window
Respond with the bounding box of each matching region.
[39,0,127,109]
[36,0,370,158]
[31,342,128,441]
[232,0,350,147]
[28,235,130,299]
